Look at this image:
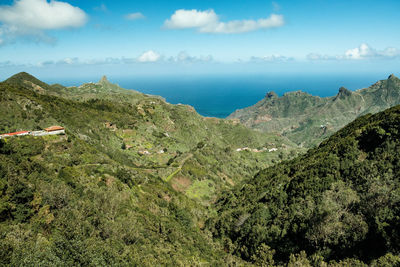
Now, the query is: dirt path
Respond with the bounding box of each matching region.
[164,153,193,182]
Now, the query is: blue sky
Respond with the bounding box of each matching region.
[0,0,399,79]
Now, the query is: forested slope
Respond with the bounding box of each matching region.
[212,104,400,266]
[0,73,299,265]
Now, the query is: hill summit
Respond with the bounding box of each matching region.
[4,72,52,92]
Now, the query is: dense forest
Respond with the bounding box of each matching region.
[1,73,400,266]
[211,105,400,266]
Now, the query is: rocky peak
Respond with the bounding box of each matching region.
[99,75,109,84]
[388,74,398,80]
[265,91,278,100]
[334,87,352,100]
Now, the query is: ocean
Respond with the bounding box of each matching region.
[50,73,389,118]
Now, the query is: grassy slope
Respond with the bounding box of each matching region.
[0,73,301,265]
[0,73,301,204]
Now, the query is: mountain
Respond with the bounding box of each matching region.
[3,72,400,265]
[211,104,400,265]
[0,73,300,265]
[228,74,400,147]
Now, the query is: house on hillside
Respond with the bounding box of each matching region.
[44,126,65,135]
[0,126,66,139]
[0,131,30,139]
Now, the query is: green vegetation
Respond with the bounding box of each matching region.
[0,72,299,265]
[228,74,400,147]
[211,104,400,265]
[2,72,400,265]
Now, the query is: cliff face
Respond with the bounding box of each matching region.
[228,74,400,147]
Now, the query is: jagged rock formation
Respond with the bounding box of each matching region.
[228,74,400,147]
[99,75,109,83]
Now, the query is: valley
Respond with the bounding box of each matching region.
[1,72,400,266]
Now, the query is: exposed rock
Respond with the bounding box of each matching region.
[99,75,109,84]
[334,87,352,100]
[228,74,400,147]
[266,91,278,99]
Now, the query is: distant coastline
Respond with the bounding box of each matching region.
[45,73,391,118]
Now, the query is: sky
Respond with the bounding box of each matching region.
[0,0,399,79]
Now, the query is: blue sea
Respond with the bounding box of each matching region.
[49,73,389,118]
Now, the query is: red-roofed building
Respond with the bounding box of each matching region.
[0,131,30,138]
[45,126,65,132]
[0,126,65,139]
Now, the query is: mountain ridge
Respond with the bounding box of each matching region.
[228,74,400,147]
[1,72,400,265]
[0,72,300,265]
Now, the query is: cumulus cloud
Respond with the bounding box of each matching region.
[0,0,87,44]
[308,44,400,61]
[137,50,161,63]
[164,9,284,34]
[125,12,145,20]
[0,0,87,30]
[344,43,374,60]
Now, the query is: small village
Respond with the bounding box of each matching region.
[235,147,278,153]
[0,126,65,139]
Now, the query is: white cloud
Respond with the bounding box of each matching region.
[344,43,372,60]
[164,9,284,34]
[308,44,400,61]
[0,0,87,44]
[0,0,87,30]
[168,51,213,63]
[250,54,293,62]
[62,57,78,65]
[306,53,336,61]
[343,43,400,59]
[137,50,161,63]
[164,9,218,29]
[33,51,215,67]
[125,12,145,20]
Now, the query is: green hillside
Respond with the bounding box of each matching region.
[228,74,400,147]
[211,104,400,265]
[3,72,400,266]
[0,73,300,265]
